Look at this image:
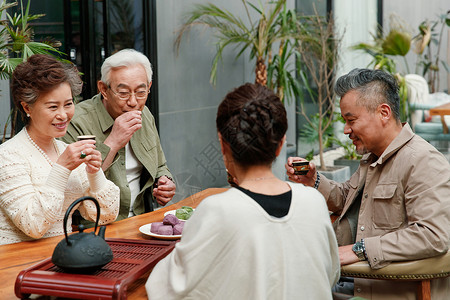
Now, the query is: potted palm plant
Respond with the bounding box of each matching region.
[174,0,301,104]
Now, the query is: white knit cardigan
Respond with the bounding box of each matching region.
[0,129,120,245]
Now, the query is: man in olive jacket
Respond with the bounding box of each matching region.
[286,68,449,300]
[63,49,175,221]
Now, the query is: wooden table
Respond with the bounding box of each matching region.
[0,188,227,300]
[429,102,450,134]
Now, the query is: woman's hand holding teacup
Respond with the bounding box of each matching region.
[56,140,99,172]
[84,149,102,174]
[285,156,317,187]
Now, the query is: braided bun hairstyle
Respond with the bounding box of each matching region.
[216,83,287,167]
[11,54,82,125]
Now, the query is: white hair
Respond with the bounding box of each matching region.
[100,49,153,86]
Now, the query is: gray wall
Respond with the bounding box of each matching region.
[156,0,297,203]
[156,0,253,202]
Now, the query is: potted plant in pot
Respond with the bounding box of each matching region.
[295,7,349,182]
[332,138,361,175]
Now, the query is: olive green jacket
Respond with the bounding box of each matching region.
[319,123,450,300]
[62,94,172,220]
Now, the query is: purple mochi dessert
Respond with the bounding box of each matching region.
[157,225,174,235]
[163,214,180,226]
[150,222,164,234]
[173,222,185,235]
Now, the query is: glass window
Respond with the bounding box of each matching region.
[109,0,144,54]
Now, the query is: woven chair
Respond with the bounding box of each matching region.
[340,251,450,300]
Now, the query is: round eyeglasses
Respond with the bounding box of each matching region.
[109,87,149,101]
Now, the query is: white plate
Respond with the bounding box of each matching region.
[163,209,177,217]
[139,223,182,240]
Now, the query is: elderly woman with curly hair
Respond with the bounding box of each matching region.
[0,54,120,245]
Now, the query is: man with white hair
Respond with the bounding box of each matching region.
[63,49,175,220]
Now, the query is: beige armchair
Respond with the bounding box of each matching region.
[340,251,450,300]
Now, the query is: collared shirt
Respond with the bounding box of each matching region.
[62,94,172,220]
[319,123,450,300]
[125,142,143,217]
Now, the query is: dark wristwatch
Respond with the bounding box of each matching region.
[352,240,366,261]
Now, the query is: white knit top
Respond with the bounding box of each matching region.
[146,182,340,299]
[0,129,120,245]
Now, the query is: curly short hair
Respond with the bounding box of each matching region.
[11,54,83,125]
[216,83,287,167]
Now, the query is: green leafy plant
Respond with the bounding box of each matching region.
[299,113,334,149]
[304,149,314,162]
[0,0,61,78]
[412,11,450,93]
[296,7,342,170]
[0,0,63,142]
[332,138,361,160]
[175,0,301,104]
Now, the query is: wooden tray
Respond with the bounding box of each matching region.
[15,238,176,300]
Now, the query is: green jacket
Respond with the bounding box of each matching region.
[62,94,172,220]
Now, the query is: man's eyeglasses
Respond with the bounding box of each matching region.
[108,86,149,101]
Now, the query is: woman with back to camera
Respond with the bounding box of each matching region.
[146,83,340,299]
[0,54,120,245]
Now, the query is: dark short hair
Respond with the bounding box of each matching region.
[216,83,287,167]
[11,54,82,124]
[335,68,400,121]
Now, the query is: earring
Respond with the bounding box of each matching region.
[226,169,238,187]
[26,113,30,117]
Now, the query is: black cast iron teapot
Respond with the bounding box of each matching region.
[51,196,113,273]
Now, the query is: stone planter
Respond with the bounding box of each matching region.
[334,158,360,175]
[318,165,350,183]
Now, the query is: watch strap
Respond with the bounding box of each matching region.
[352,240,367,261]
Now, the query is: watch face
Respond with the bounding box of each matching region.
[352,242,365,260]
[353,243,363,252]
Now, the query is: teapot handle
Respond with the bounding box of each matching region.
[63,196,101,245]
